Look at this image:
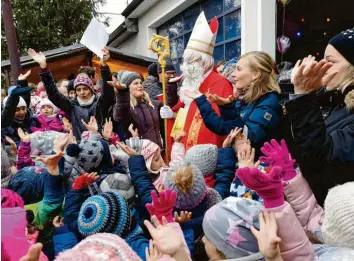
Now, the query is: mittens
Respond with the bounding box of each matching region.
[259,139,297,181]
[160,106,174,119]
[237,167,284,208]
[145,189,177,223]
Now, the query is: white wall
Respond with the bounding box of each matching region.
[241,0,276,59]
[118,0,197,58]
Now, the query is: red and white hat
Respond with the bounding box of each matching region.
[186,11,218,57]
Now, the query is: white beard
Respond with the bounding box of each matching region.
[179,61,205,109]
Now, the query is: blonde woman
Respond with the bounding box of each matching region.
[112,70,178,148]
[185,51,281,151]
[283,28,354,205]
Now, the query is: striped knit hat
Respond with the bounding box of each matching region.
[78,192,131,237]
[55,233,142,261]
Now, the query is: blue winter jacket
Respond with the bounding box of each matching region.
[194,92,281,149]
[214,147,237,199]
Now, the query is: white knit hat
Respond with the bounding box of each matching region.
[3,96,26,108]
[38,98,58,113]
[321,182,354,248]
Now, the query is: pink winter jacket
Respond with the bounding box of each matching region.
[1,207,48,261]
[31,114,64,133]
[266,173,325,261]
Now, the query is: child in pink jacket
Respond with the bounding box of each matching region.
[30,98,65,133]
[236,139,354,261]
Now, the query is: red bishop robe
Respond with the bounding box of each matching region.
[171,69,233,151]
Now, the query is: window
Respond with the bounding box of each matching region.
[157,0,241,74]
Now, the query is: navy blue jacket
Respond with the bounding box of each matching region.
[53,225,79,256]
[214,147,237,199]
[195,92,281,149]
[284,92,354,205]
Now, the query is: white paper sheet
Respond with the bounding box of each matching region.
[80,18,109,59]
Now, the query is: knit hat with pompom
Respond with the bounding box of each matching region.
[55,233,142,261]
[164,161,221,210]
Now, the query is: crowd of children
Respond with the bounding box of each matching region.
[1,28,354,261]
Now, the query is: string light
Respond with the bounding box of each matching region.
[326,17,331,22]
[301,18,305,22]
[324,32,327,36]
[316,52,320,56]
[297,31,301,37]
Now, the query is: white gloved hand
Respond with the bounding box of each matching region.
[160,106,174,119]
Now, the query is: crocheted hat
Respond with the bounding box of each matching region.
[203,197,263,259]
[164,161,207,210]
[38,98,58,113]
[55,233,142,261]
[78,192,131,237]
[100,173,135,205]
[322,182,354,248]
[1,147,12,187]
[66,136,112,173]
[141,139,160,173]
[185,144,218,177]
[1,188,24,208]
[3,96,26,108]
[329,28,354,66]
[74,74,94,93]
[119,70,142,88]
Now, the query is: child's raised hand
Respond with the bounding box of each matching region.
[173,211,192,224]
[36,152,64,176]
[81,116,98,133]
[53,216,64,228]
[19,243,43,261]
[17,128,30,142]
[117,141,137,157]
[173,131,186,143]
[146,189,177,223]
[5,136,17,155]
[27,48,47,69]
[238,145,260,169]
[144,216,183,256]
[63,117,72,132]
[53,133,69,153]
[72,172,99,190]
[251,211,283,261]
[128,124,139,137]
[146,240,163,261]
[102,118,113,140]
[222,128,242,148]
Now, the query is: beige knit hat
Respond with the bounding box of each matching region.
[321,182,354,248]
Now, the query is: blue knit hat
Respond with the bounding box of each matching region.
[78,192,131,237]
[329,28,354,66]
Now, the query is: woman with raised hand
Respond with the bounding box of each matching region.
[283,28,354,205]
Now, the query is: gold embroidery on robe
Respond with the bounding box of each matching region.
[186,108,204,150]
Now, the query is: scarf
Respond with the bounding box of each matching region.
[77,95,95,106]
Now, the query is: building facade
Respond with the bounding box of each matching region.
[109,0,276,73]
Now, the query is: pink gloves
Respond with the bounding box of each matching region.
[146,189,177,223]
[259,139,297,181]
[237,167,284,208]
